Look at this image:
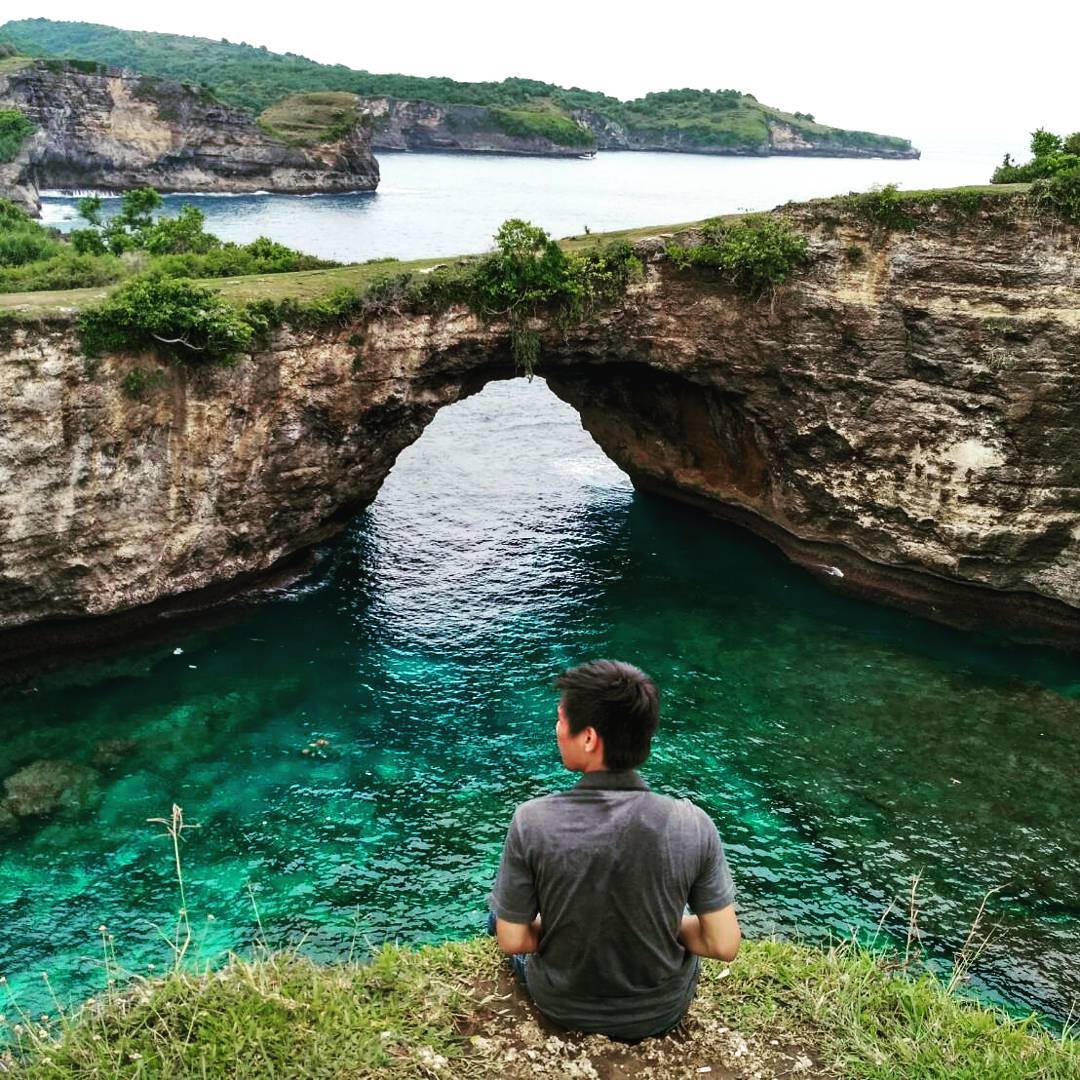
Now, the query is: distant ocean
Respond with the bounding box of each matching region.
[40,145,1004,262]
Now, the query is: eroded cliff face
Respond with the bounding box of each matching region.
[1,193,1078,655]
[570,110,919,159]
[360,97,593,157]
[0,62,379,215]
[357,96,917,160]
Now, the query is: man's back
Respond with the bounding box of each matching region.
[489,769,735,1040]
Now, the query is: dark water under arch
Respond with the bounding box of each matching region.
[1,378,1078,1026]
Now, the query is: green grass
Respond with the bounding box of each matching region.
[488,106,594,148]
[0,54,31,74]
[1,939,1074,1078]
[715,939,1078,1079]
[257,91,364,145]
[0,942,500,1078]
[666,216,810,291]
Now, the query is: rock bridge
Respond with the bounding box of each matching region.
[2,192,1079,662]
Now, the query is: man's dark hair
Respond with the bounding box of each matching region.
[555,659,659,771]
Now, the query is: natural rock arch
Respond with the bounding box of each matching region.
[2,193,1079,666]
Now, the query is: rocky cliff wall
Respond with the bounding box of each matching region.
[0,62,379,215]
[0,192,1078,656]
[571,109,919,159]
[359,98,916,160]
[361,97,593,157]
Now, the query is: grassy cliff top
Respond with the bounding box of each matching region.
[0,185,1033,321]
[0,18,915,154]
[257,91,365,145]
[0,54,31,75]
[1,937,1076,1077]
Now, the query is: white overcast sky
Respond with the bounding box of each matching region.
[6,1,1077,156]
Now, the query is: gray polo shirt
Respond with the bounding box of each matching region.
[487,769,735,1040]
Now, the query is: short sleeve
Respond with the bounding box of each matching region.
[687,809,736,915]
[487,811,540,924]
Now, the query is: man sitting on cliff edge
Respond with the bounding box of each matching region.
[487,659,741,1041]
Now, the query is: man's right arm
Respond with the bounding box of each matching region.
[679,904,741,961]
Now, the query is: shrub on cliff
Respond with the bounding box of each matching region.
[79,274,262,364]
[991,128,1080,184]
[1034,165,1080,223]
[0,198,64,267]
[0,199,128,290]
[150,235,336,278]
[0,107,32,162]
[0,250,125,292]
[668,216,809,292]
[405,219,643,375]
[0,188,338,295]
[72,191,339,276]
[990,127,1080,221]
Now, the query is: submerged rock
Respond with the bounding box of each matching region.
[3,759,101,819]
[91,738,138,768]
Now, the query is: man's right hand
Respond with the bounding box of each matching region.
[679,905,741,962]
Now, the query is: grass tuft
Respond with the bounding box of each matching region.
[257,92,366,145]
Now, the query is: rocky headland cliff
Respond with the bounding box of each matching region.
[361,97,594,157]
[0,60,380,216]
[0,20,918,163]
[359,97,919,159]
[0,190,1077,660]
[571,109,919,158]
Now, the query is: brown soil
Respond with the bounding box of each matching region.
[457,966,828,1079]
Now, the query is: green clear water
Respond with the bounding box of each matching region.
[1,379,1078,1027]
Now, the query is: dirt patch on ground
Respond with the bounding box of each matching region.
[457,967,828,1079]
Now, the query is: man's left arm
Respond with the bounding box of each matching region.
[679,807,740,961]
[495,913,542,955]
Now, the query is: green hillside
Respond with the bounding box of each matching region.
[0,18,915,155]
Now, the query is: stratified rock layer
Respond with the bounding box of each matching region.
[0,192,1078,654]
[0,61,379,215]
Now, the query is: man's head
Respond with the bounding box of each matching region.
[554,660,659,772]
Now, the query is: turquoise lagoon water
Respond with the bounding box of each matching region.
[5,150,1076,1026]
[1,380,1078,1029]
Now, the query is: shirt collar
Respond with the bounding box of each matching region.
[574,769,650,791]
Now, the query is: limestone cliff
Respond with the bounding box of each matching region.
[359,96,917,160]
[570,109,920,159]
[1,191,1078,658]
[0,61,379,216]
[361,97,594,157]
